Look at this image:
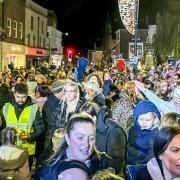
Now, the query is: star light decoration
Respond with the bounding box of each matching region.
[118,0,135,35]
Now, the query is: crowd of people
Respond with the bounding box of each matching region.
[0,59,179,180]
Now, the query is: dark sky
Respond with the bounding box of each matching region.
[33,0,161,49]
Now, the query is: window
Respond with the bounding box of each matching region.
[43,38,45,48]
[19,23,23,39]
[31,16,34,30]
[33,35,35,47]
[7,18,11,37]
[13,20,17,38]
[39,37,41,47]
[27,34,30,46]
[42,21,44,34]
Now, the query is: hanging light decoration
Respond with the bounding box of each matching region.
[118,0,135,35]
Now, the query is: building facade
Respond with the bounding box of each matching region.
[115,28,148,60]
[25,0,48,68]
[2,0,26,69]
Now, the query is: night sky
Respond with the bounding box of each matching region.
[33,0,161,49]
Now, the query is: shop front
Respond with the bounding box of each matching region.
[2,42,26,69]
[26,47,48,68]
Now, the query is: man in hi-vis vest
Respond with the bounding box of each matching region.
[1,83,44,169]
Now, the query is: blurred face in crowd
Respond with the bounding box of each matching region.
[137,112,156,129]
[64,84,77,102]
[4,76,11,84]
[14,92,28,105]
[159,81,168,95]
[89,75,98,82]
[159,134,180,177]
[65,122,96,161]
[16,77,22,84]
[104,72,111,80]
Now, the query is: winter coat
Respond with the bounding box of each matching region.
[0,84,13,111]
[0,145,31,180]
[36,149,111,180]
[127,100,161,165]
[96,107,127,173]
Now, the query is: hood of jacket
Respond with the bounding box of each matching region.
[96,106,109,134]
[133,100,161,129]
[0,145,28,170]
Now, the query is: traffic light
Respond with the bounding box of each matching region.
[68,50,72,54]
[66,48,76,66]
[66,48,75,56]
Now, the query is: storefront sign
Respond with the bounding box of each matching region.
[27,48,45,56]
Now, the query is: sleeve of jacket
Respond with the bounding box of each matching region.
[106,126,127,173]
[28,108,44,142]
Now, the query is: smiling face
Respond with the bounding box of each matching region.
[159,134,180,177]
[65,122,96,161]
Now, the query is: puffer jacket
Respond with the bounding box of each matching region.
[96,107,127,173]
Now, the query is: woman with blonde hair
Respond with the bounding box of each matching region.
[57,80,84,128]
[159,112,180,128]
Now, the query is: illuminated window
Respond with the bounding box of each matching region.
[7,18,11,37]
[13,20,17,38]
[19,23,23,39]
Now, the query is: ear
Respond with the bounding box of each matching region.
[159,155,162,160]
[65,133,70,146]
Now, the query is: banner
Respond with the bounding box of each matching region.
[118,0,135,35]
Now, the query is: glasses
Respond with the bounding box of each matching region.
[64,90,76,93]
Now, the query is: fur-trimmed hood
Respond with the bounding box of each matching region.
[0,145,28,170]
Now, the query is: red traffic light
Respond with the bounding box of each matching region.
[68,50,72,54]
[66,48,75,55]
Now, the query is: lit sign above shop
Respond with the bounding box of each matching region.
[28,48,45,56]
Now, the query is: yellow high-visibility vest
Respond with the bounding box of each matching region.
[3,103,38,155]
